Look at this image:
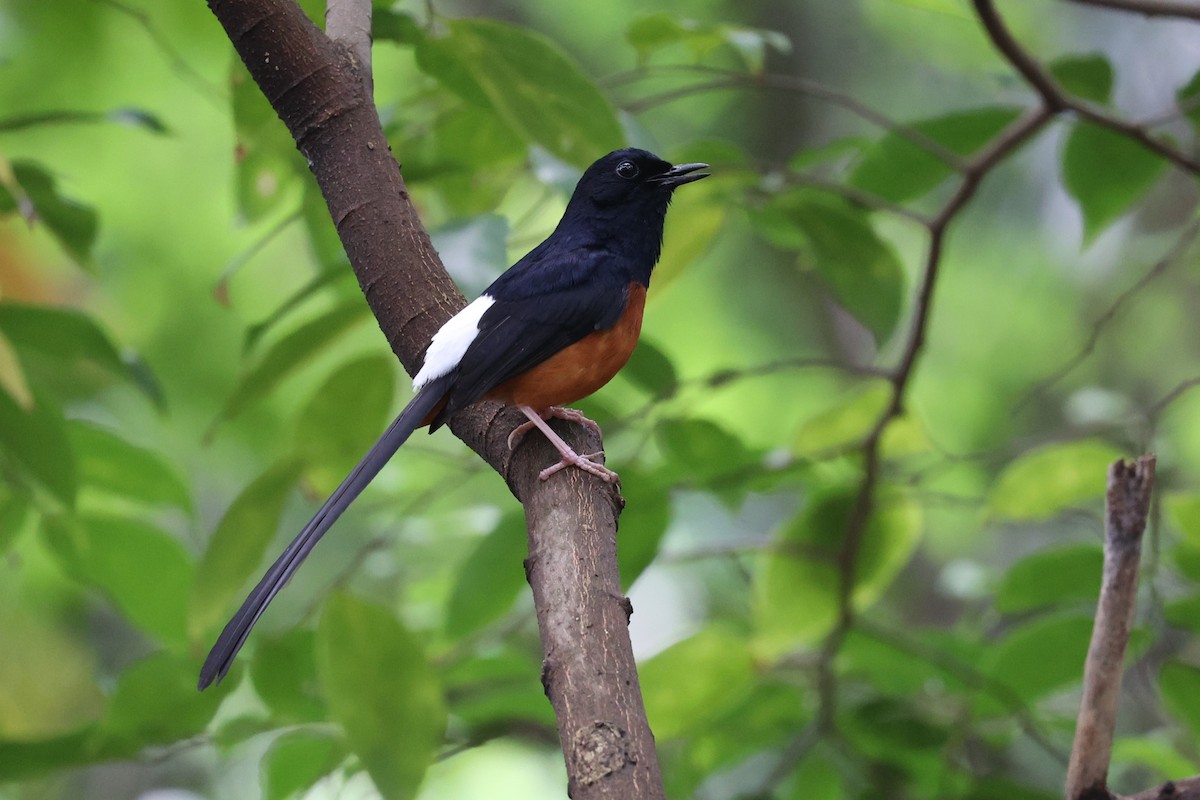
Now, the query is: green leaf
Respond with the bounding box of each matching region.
[626,14,791,72]
[416,19,623,166]
[442,647,554,731]
[67,420,192,512]
[621,339,678,396]
[794,381,891,456]
[294,355,396,490]
[1113,734,1200,784]
[443,511,527,637]
[1164,594,1200,634]
[103,652,231,744]
[656,417,757,486]
[640,627,757,740]
[1049,54,1113,104]
[978,613,1092,712]
[243,267,355,354]
[189,459,304,643]
[300,180,349,271]
[849,106,1021,203]
[0,603,105,739]
[0,388,76,506]
[0,301,161,406]
[783,752,846,800]
[250,630,325,724]
[231,66,302,220]
[0,108,168,135]
[1175,68,1200,128]
[1160,660,1200,738]
[316,593,446,800]
[1166,492,1200,583]
[219,302,370,424]
[995,544,1102,613]
[652,186,725,292]
[1062,122,1167,242]
[263,729,347,800]
[752,193,906,343]
[0,733,105,781]
[44,515,194,646]
[1167,491,1200,546]
[396,104,526,216]
[0,488,30,554]
[6,161,97,264]
[615,469,671,590]
[755,488,921,656]
[988,439,1122,520]
[373,8,422,45]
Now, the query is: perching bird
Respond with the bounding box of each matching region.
[198,148,709,690]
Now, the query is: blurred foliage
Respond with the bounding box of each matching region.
[2,1,1200,799]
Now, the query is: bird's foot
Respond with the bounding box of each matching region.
[512,405,619,484]
[538,450,617,483]
[507,406,602,451]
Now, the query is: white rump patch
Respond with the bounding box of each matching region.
[413,294,495,390]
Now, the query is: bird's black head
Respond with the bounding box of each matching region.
[571,148,710,209]
[554,149,709,281]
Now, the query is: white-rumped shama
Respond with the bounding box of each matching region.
[197,148,709,689]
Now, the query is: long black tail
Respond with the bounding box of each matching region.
[197,375,453,690]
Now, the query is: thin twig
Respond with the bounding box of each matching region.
[1065,0,1200,20]
[1065,456,1156,800]
[95,0,224,106]
[613,65,965,168]
[1016,218,1200,413]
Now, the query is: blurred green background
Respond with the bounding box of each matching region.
[2,0,1200,798]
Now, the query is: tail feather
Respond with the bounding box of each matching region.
[198,375,453,690]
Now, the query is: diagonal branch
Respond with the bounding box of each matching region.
[974,0,1200,174]
[203,2,664,797]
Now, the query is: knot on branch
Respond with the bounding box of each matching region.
[571,721,634,786]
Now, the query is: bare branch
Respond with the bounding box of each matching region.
[1065,0,1200,20]
[974,0,1200,174]
[1066,456,1156,800]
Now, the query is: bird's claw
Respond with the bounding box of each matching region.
[511,405,619,483]
[538,451,618,483]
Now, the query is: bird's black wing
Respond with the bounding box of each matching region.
[430,249,632,427]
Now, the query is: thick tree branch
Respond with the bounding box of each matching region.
[1066,456,1156,800]
[204,1,663,797]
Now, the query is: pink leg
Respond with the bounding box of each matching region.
[511,405,618,483]
[507,406,602,451]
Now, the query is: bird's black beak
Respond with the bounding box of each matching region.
[655,162,711,188]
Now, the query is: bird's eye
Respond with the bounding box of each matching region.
[615,160,639,179]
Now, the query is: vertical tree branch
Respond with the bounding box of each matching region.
[204,1,664,796]
[1066,456,1156,800]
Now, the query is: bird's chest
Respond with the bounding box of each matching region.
[488,283,647,410]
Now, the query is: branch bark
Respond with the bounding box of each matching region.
[203,2,664,796]
[1066,456,1156,800]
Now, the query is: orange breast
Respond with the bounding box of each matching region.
[485,283,647,411]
